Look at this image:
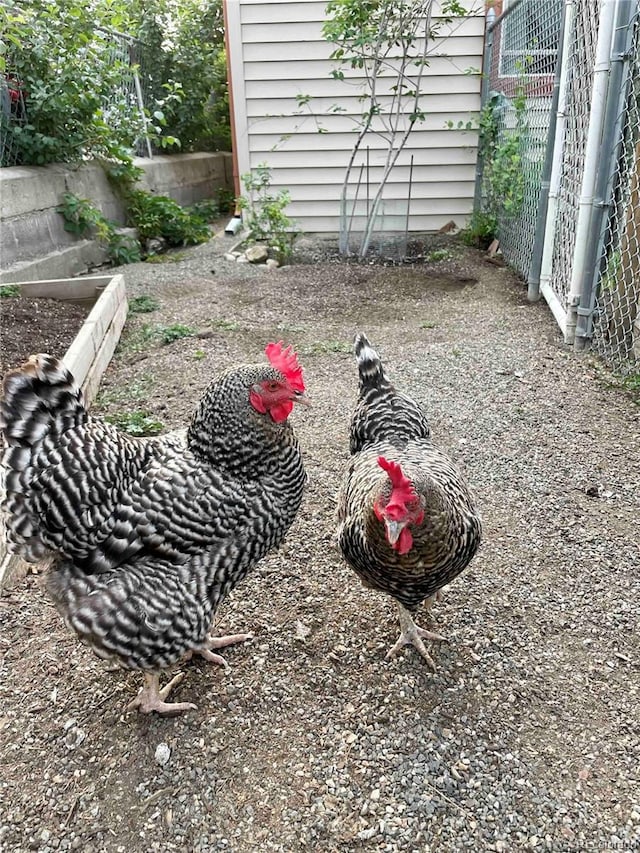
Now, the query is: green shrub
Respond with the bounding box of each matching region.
[1,0,230,168]
[128,295,160,313]
[57,192,141,264]
[127,191,211,246]
[238,164,298,263]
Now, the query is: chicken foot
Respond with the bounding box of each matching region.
[127,671,197,716]
[127,633,252,716]
[184,632,253,671]
[385,601,446,669]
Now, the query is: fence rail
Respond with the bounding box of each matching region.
[476,0,640,375]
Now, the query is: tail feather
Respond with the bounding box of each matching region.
[349,334,431,453]
[1,355,87,561]
[1,354,86,448]
[354,333,390,392]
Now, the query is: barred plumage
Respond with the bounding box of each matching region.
[337,334,481,666]
[1,348,308,713]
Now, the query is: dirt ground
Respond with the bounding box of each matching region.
[0,234,638,852]
[0,296,88,376]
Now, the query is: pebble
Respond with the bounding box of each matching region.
[155,743,171,766]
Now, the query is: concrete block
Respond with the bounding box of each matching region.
[0,152,232,279]
[0,165,67,219]
[0,241,107,283]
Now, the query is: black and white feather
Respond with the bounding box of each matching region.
[1,353,306,673]
[337,333,481,613]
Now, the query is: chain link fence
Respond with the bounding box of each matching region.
[590,13,640,371]
[547,0,600,317]
[0,70,28,168]
[478,0,563,279]
[476,0,640,377]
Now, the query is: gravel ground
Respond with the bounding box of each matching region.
[1,231,639,852]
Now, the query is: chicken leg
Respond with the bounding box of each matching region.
[385,600,445,669]
[128,633,252,715]
[127,672,197,715]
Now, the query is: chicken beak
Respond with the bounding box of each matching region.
[293,390,311,407]
[384,519,404,545]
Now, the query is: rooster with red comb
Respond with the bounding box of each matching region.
[1,342,309,714]
[337,334,481,667]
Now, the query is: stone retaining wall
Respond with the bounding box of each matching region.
[0,152,233,282]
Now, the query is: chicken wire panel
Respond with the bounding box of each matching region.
[98,28,153,158]
[343,197,410,261]
[481,0,563,279]
[1,67,28,168]
[591,13,640,374]
[548,0,600,311]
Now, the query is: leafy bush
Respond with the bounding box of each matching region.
[1,0,230,168]
[461,211,498,249]
[127,191,211,246]
[238,165,298,262]
[1,0,146,166]
[138,6,231,153]
[57,192,141,264]
[58,188,211,264]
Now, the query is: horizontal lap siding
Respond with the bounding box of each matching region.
[226,0,484,233]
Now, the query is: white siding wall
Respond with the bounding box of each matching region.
[226,0,485,233]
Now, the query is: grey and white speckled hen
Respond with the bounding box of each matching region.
[337,333,481,667]
[1,343,308,714]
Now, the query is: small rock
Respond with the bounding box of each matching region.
[265,258,280,269]
[155,743,171,766]
[146,237,166,255]
[245,244,268,263]
[64,727,86,750]
[294,620,311,641]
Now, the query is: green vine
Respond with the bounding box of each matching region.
[465,62,530,246]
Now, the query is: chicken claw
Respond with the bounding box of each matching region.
[127,672,197,716]
[385,602,446,669]
[185,632,253,670]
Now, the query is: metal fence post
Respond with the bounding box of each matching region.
[564,0,618,345]
[133,66,153,159]
[574,0,638,351]
[527,0,569,302]
[538,0,575,333]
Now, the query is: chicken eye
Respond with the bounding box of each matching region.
[266,381,280,392]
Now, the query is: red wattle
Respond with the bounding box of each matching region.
[269,401,293,422]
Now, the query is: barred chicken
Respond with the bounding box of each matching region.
[1,343,308,714]
[337,334,481,666]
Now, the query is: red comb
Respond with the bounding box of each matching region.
[265,341,305,392]
[378,456,417,503]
